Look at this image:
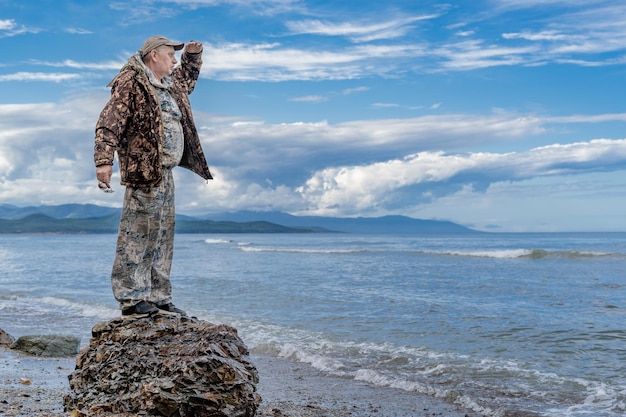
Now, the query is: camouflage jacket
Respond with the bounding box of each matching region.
[94,50,213,187]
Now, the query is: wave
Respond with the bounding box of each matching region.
[196,234,622,259]
[0,295,118,320]
[433,249,534,259]
[523,249,615,259]
[224,316,625,417]
[432,249,617,259]
[235,245,618,259]
[203,238,254,246]
[239,246,367,254]
[203,238,233,244]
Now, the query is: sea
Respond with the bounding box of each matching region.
[0,232,624,417]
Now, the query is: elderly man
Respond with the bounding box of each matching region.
[94,35,212,317]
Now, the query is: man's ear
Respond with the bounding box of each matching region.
[145,49,156,63]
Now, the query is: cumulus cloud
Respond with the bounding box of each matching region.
[293,139,626,215]
[1,90,626,225]
[0,94,109,196]
[192,112,552,192]
[178,111,626,216]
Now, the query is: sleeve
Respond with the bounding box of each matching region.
[94,75,133,167]
[173,49,203,96]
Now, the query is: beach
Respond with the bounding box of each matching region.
[1,347,471,417]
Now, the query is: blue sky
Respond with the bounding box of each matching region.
[1,0,626,232]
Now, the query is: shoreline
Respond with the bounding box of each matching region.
[1,347,473,417]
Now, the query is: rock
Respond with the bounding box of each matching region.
[0,328,15,347]
[10,334,80,357]
[63,315,261,417]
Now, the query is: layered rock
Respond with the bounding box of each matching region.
[63,315,260,417]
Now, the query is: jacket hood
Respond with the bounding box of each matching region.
[106,52,173,89]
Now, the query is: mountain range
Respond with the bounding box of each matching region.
[0,204,478,234]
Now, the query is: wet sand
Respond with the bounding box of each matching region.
[1,348,472,416]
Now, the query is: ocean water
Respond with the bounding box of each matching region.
[0,232,625,416]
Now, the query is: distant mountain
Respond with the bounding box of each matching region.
[0,213,120,234]
[203,210,477,234]
[0,212,324,234]
[0,203,118,220]
[0,204,478,234]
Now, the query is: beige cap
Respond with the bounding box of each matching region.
[140,35,184,58]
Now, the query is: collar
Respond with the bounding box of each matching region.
[133,52,173,89]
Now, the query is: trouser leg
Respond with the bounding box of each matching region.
[110,169,175,310]
[150,169,175,305]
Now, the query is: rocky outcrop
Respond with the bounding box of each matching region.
[63,314,260,417]
[10,334,80,357]
[0,328,15,347]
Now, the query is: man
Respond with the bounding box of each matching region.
[94,35,212,317]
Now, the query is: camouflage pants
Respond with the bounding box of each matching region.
[111,168,176,310]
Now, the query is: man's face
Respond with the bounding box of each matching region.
[150,45,177,80]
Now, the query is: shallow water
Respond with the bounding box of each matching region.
[1,232,625,416]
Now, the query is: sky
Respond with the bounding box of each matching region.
[1,0,626,232]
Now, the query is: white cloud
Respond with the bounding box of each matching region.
[372,103,402,109]
[289,95,328,103]
[502,30,574,42]
[342,86,369,95]
[194,112,550,185]
[0,95,108,184]
[492,0,606,10]
[294,139,626,216]
[0,72,81,82]
[65,28,93,35]
[110,0,303,21]
[108,1,179,23]
[433,40,539,70]
[0,18,40,37]
[201,41,427,81]
[32,59,125,71]
[412,172,626,232]
[285,14,439,42]
[371,102,424,111]
[2,90,626,230]
[16,1,626,87]
[426,3,626,70]
[0,19,16,31]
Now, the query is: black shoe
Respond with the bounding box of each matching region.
[157,302,186,316]
[122,301,159,317]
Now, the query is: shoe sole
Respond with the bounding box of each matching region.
[156,309,181,316]
[121,312,151,319]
